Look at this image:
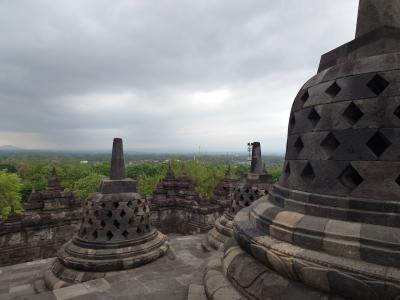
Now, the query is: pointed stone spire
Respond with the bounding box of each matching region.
[250,142,263,174]
[356,0,400,37]
[178,167,190,180]
[46,166,63,191]
[100,138,136,194]
[165,161,175,180]
[225,164,233,178]
[110,138,126,180]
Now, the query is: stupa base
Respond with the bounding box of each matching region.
[203,240,345,300]
[228,201,400,300]
[44,230,169,290]
[208,214,233,250]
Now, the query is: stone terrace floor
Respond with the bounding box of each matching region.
[0,234,213,300]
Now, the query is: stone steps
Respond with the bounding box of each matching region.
[33,279,46,294]
[187,284,207,300]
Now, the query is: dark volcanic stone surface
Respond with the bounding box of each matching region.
[0,234,213,300]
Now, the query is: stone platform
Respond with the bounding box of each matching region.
[0,234,213,300]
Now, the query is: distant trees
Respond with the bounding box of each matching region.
[171,160,226,198]
[0,155,283,212]
[74,173,107,201]
[127,163,166,197]
[0,170,22,218]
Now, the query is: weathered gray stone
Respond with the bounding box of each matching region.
[151,164,223,235]
[44,138,169,289]
[187,284,207,300]
[110,138,125,180]
[205,1,400,299]
[0,169,81,267]
[356,0,400,37]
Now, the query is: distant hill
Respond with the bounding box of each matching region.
[0,145,21,150]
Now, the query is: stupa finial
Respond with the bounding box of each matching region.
[46,166,63,191]
[250,142,263,174]
[110,138,126,180]
[356,0,400,37]
[225,164,233,178]
[165,161,175,179]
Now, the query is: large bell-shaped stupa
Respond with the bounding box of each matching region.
[204,1,400,299]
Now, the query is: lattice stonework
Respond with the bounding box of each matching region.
[231,183,268,214]
[284,69,399,200]
[79,194,151,242]
[210,4,400,300]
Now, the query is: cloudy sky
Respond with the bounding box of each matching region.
[0,0,359,153]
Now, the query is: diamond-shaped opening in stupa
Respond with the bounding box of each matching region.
[300,162,315,181]
[113,219,120,229]
[338,164,364,192]
[320,132,340,158]
[289,113,296,129]
[394,105,400,120]
[325,81,341,97]
[294,136,304,155]
[367,74,389,95]
[396,175,400,187]
[342,102,364,125]
[300,89,309,104]
[366,131,392,157]
[106,231,113,241]
[308,107,321,128]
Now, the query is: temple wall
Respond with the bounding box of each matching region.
[0,217,80,266]
[150,204,221,235]
[0,190,81,267]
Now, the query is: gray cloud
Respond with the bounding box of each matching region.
[0,0,359,152]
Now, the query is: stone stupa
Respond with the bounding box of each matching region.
[204,1,400,299]
[45,138,169,289]
[211,165,238,210]
[208,142,273,250]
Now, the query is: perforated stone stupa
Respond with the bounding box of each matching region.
[203,1,400,299]
[211,165,238,210]
[45,138,168,289]
[208,142,273,250]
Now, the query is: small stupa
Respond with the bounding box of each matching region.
[230,142,273,215]
[212,165,238,209]
[45,166,63,192]
[45,138,169,289]
[208,142,272,250]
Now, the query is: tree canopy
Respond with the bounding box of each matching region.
[0,170,22,218]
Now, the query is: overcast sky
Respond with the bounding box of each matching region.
[0,0,359,153]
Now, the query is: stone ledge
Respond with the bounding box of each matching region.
[219,241,345,300]
[232,206,400,300]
